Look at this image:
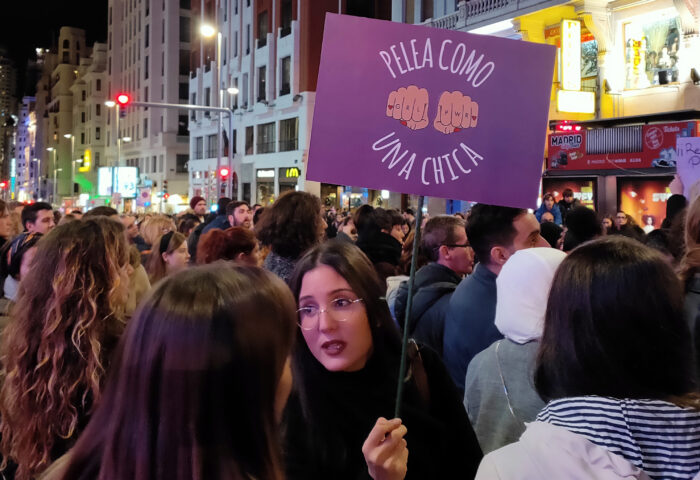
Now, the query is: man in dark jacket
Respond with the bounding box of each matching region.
[443,204,549,393]
[188,197,231,263]
[356,208,404,282]
[394,215,473,356]
[556,188,580,224]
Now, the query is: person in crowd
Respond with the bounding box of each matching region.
[124,245,151,319]
[197,227,261,266]
[539,211,555,223]
[177,213,201,238]
[146,231,189,284]
[0,218,132,480]
[662,193,687,229]
[284,241,483,480]
[403,208,416,227]
[356,208,405,283]
[601,214,614,234]
[257,191,325,283]
[202,200,252,235]
[476,237,700,479]
[57,213,79,225]
[394,216,473,356]
[46,264,296,480]
[84,206,119,218]
[188,197,231,263]
[385,230,430,324]
[643,215,656,234]
[189,195,208,222]
[139,214,176,264]
[444,204,548,393]
[538,221,563,248]
[535,193,562,225]
[608,210,641,239]
[336,216,358,243]
[0,200,13,250]
[679,195,700,360]
[465,248,566,454]
[67,208,83,219]
[644,229,675,265]
[253,206,265,229]
[556,188,580,223]
[53,210,63,226]
[561,206,602,252]
[120,214,147,251]
[0,232,42,330]
[325,211,342,239]
[20,202,55,234]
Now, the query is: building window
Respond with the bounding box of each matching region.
[179,49,189,75]
[81,112,86,123]
[246,24,250,55]
[96,79,102,91]
[207,134,218,157]
[234,0,238,14]
[257,122,275,154]
[176,154,188,173]
[178,115,188,135]
[145,24,149,47]
[280,56,291,95]
[95,151,100,167]
[245,126,254,155]
[143,118,148,137]
[195,137,203,159]
[81,132,85,144]
[96,104,101,116]
[179,82,188,100]
[279,117,298,151]
[232,78,238,109]
[232,129,237,153]
[242,73,248,106]
[145,56,149,79]
[281,0,292,37]
[96,127,101,140]
[162,51,165,76]
[179,16,190,42]
[82,90,86,101]
[180,0,190,8]
[63,39,69,48]
[257,11,268,48]
[152,155,157,172]
[257,66,266,102]
[190,93,196,120]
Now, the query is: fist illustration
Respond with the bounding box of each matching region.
[387,86,429,130]
[433,91,479,134]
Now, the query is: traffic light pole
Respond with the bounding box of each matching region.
[121,100,235,201]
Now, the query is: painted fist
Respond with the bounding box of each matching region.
[433,91,479,134]
[387,86,429,130]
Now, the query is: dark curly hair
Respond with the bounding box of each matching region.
[256,191,323,259]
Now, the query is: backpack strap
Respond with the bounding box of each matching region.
[405,339,431,409]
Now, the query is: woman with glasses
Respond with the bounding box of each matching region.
[285,241,482,480]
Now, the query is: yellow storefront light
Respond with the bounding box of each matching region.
[79,149,92,172]
[557,90,595,114]
[561,19,581,91]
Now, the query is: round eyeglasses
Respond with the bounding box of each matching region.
[296,297,364,330]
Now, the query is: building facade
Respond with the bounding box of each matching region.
[16,96,37,202]
[0,48,17,188]
[107,0,192,211]
[188,0,393,207]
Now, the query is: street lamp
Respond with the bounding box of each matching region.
[64,133,75,201]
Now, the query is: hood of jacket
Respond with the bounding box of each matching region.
[394,263,461,328]
[495,248,566,344]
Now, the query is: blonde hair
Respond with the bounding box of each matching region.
[0,218,129,479]
[140,215,175,247]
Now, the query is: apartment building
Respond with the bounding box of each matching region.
[15,96,37,201]
[0,48,17,185]
[107,0,192,209]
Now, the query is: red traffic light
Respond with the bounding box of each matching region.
[0,182,6,189]
[219,167,230,178]
[116,93,131,106]
[163,193,170,200]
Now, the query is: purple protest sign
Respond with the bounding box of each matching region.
[307,14,556,209]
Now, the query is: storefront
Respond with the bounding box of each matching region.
[279,167,300,196]
[256,168,276,206]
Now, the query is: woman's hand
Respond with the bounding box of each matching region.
[362,417,408,480]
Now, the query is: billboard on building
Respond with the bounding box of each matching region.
[97,166,138,198]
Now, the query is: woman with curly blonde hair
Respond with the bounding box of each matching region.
[0,217,133,480]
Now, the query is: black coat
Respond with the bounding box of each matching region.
[394,263,461,356]
[283,346,482,480]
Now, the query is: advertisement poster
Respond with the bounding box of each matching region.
[542,178,596,210]
[618,176,673,229]
[307,14,556,208]
[548,121,699,171]
[624,15,681,88]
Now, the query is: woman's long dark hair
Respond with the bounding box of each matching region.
[535,236,695,402]
[60,264,297,480]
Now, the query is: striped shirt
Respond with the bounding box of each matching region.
[537,396,700,480]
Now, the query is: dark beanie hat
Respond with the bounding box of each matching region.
[190,195,205,210]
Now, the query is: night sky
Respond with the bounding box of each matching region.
[0,0,108,96]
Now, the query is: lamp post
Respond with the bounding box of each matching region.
[64,133,75,202]
[46,147,56,204]
[53,168,62,204]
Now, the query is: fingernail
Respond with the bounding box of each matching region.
[388,105,393,110]
[401,121,407,126]
[454,128,461,132]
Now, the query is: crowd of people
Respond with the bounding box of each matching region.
[0,187,696,479]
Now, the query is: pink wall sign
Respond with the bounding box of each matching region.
[306,14,556,208]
